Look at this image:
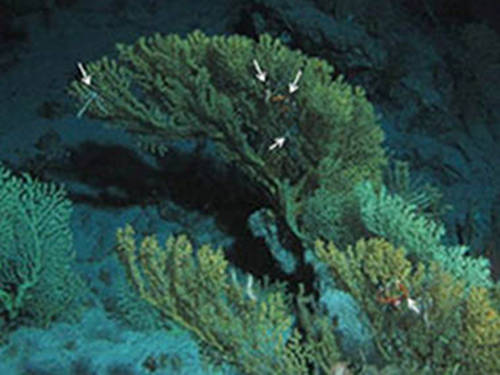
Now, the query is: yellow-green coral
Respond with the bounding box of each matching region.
[115,224,321,374]
[69,30,387,245]
[461,286,500,373]
[315,237,500,373]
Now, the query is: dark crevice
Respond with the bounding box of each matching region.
[28,139,316,291]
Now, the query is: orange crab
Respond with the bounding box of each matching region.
[376,280,410,308]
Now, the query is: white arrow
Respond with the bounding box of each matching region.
[269,137,286,151]
[245,275,257,301]
[77,62,92,86]
[253,59,267,82]
[288,69,302,94]
[407,298,421,314]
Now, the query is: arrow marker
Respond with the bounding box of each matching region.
[407,298,421,314]
[288,69,302,94]
[246,275,257,301]
[269,137,286,151]
[77,62,92,86]
[252,59,267,82]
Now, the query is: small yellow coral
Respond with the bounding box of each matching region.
[462,287,500,368]
[315,235,500,372]
[115,224,312,374]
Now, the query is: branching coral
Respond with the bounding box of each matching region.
[0,163,86,330]
[315,237,500,373]
[356,180,492,288]
[68,30,387,245]
[115,224,309,374]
